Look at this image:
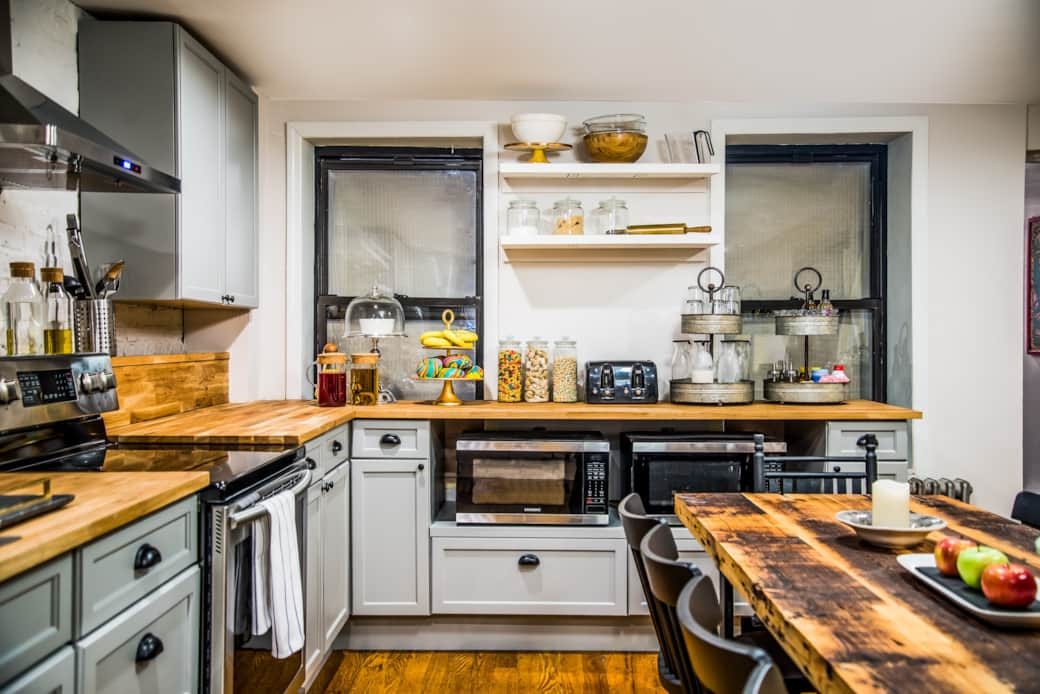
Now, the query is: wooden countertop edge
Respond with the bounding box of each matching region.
[0,472,210,583]
[111,352,230,367]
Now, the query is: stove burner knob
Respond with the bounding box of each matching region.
[80,372,98,393]
[98,371,117,391]
[0,379,19,404]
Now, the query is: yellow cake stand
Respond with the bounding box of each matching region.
[504,142,572,164]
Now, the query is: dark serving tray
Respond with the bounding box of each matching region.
[0,493,75,530]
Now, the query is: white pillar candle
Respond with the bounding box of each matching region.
[872,479,911,528]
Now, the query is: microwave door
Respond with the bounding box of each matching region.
[456,451,582,520]
[634,456,743,516]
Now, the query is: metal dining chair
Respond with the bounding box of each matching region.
[752,432,879,494]
[1011,490,1040,531]
[620,493,687,694]
[676,574,788,694]
[641,523,810,694]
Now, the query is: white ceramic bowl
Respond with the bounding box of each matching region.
[836,510,947,549]
[510,113,567,144]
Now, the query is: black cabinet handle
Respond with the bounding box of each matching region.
[518,554,540,567]
[133,544,162,572]
[306,457,317,470]
[380,433,401,446]
[135,633,164,663]
[328,479,335,490]
[331,440,343,454]
[417,463,425,471]
[833,465,842,473]
[229,295,236,303]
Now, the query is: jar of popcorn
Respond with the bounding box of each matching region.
[523,338,551,402]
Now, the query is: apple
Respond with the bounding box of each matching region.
[934,537,977,577]
[957,546,1009,589]
[981,563,1038,608]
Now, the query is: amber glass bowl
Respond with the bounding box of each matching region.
[583,131,648,163]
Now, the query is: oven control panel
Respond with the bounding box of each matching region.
[584,455,608,514]
[0,354,118,431]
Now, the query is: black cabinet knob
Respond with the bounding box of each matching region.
[380,433,401,446]
[306,457,317,470]
[833,465,842,473]
[417,463,425,471]
[518,554,540,567]
[135,633,164,663]
[331,440,343,454]
[133,544,163,571]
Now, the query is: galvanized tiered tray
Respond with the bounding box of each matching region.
[672,379,754,405]
[763,381,847,404]
[681,313,743,335]
[775,313,839,336]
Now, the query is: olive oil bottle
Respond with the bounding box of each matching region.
[41,267,73,354]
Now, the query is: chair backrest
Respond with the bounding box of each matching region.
[676,576,788,694]
[751,432,878,494]
[1011,490,1040,530]
[641,522,705,694]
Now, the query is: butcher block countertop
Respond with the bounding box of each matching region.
[0,472,209,583]
[109,399,921,447]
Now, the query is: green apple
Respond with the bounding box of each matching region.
[956,546,1009,589]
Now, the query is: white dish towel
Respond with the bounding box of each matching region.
[251,490,305,658]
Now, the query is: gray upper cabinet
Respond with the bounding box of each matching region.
[79,22,258,309]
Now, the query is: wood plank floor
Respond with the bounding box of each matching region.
[312,651,667,693]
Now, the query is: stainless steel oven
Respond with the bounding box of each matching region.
[621,432,786,520]
[455,432,609,525]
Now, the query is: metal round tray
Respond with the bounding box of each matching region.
[671,380,754,405]
[763,380,848,404]
[775,314,838,336]
[681,314,743,335]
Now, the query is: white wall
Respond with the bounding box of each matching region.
[253,99,1025,513]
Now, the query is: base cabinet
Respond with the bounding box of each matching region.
[351,459,430,616]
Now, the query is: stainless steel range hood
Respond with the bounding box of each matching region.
[0,3,180,194]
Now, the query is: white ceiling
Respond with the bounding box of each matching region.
[75,0,1040,104]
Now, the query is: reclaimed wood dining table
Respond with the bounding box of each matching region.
[675,493,1040,694]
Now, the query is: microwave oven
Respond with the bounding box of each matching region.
[455,431,609,525]
[620,432,787,519]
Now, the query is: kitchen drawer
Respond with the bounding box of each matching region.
[77,496,197,636]
[325,424,349,469]
[432,537,627,616]
[76,565,200,694]
[826,421,908,461]
[0,555,73,685]
[352,420,429,460]
[0,645,74,694]
[303,432,328,480]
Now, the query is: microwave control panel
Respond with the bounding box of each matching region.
[584,455,608,514]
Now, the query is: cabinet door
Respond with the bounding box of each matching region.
[321,462,350,646]
[303,483,323,683]
[351,459,430,616]
[223,70,259,308]
[176,28,226,304]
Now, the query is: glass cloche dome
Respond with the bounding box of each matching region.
[344,285,406,338]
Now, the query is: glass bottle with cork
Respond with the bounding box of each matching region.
[41,267,73,354]
[4,262,44,355]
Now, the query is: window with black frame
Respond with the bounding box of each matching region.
[314,146,483,401]
[724,145,887,401]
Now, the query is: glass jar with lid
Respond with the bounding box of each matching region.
[552,337,578,402]
[4,262,43,355]
[589,198,629,235]
[497,337,523,402]
[523,338,551,402]
[506,199,541,237]
[41,267,73,354]
[551,198,584,235]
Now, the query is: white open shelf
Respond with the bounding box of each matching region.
[499,162,721,180]
[500,233,717,263]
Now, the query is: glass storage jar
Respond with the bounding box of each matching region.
[551,199,584,235]
[497,337,523,402]
[552,337,578,402]
[722,339,751,381]
[4,262,43,355]
[685,286,709,315]
[690,341,714,383]
[715,341,744,383]
[589,198,628,235]
[523,338,551,402]
[712,285,741,315]
[506,199,541,237]
[670,339,692,382]
[41,267,72,354]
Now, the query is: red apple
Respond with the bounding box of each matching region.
[934,537,977,577]
[981,562,1038,608]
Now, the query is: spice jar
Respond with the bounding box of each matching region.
[41,267,72,354]
[552,337,578,402]
[523,338,551,402]
[506,199,540,237]
[589,198,628,235]
[497,337,523,402]
[551,198,584,235]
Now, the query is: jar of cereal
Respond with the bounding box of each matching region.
[551,198,584,235]
[551,337,578,402]
[497,337,523,402]
[523,338,551,402]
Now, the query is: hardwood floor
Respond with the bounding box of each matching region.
[312,651,667,693]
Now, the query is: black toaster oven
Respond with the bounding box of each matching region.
[585,361,658,404]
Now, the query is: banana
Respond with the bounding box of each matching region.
[443,330,469,347]
[420,330,445,341]
[422,336,453,348]
[455,329,478,342]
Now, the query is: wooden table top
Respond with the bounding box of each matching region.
[675,493,1040,694]
[0,472,209,583]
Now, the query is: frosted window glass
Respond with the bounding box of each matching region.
[725,163,871,299]
[327,169,478,297]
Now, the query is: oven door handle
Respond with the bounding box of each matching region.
[228,462,313,530]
